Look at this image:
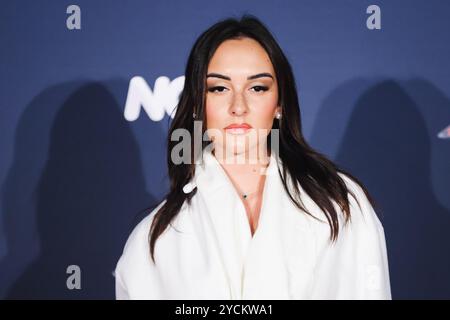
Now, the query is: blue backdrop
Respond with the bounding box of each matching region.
[1,0,450,299]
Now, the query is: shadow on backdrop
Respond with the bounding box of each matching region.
[0,81,164,299]
[311,78,450,299]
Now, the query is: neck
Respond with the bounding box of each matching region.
[211,146,270,200]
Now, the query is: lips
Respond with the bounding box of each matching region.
[224,123,252,134]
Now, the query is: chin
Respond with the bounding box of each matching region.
[223,142,262,159]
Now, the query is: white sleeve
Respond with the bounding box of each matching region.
[310,174,392,299]
[114,200,167,300]
[115,257,130,300]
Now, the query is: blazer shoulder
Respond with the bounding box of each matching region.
[114,199,167,299]
[337,172,384,233]
[121,199,167,259]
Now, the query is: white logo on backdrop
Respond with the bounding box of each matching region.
[438,125,450,139]
[124,76,185,122]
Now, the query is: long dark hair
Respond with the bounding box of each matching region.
[147,14,378,263]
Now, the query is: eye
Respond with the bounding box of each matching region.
[250,85,269,93]
[207,86,227,93]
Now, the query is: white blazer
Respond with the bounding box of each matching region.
[115,148,391,299]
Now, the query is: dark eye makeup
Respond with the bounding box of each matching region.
[207,85,269,93]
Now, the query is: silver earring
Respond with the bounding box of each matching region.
[275,112,281,120]
[192,112,196,119]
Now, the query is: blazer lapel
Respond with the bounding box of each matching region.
[193,148,253,299]
[186,147,301,299]
[239,151,293,299]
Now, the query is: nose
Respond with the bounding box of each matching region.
[229,92,248,117]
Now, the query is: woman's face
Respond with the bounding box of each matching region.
[205,37,280,162]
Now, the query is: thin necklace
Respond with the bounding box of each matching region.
[241,166,267,200]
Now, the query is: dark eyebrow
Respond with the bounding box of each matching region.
[206,72,274,80]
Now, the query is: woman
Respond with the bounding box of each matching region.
[115,15,391,299]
